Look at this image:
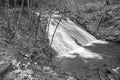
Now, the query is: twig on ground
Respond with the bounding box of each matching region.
[96,68,104,80]
[96,3,113,31]
[95,10,106,32]
[105,64,120,80]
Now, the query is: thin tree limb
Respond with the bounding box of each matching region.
[6,0,10,32]
[49,13,63,47]
[47,9,54,37]
[27,0,31,28]
[16,0,24,31]
[34,10,46,46]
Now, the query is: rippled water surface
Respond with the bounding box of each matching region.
[47,13,120,79]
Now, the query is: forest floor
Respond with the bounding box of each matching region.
[0,0,120,80]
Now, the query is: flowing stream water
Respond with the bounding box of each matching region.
[47,13,120,79]
[47,13,107,59]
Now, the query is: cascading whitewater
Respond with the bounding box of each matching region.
[47,13,108,59]
[48,16,96,46]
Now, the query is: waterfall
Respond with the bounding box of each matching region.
[47,12,108,59]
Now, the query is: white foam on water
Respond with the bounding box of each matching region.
[57,46,103,59]
[47,12,107,59]
[85,40,108,46]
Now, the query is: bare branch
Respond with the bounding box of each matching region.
[16,0,24,31]
[6,0,11,32]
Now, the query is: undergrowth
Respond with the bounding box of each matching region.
[0,0,71,80]
[0,0,120,80]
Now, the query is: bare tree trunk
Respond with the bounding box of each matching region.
[16,0,24,32]
[14,0,16,8]
[6,0,11,32]
[34,11,42,46]
[27,0,32,29]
